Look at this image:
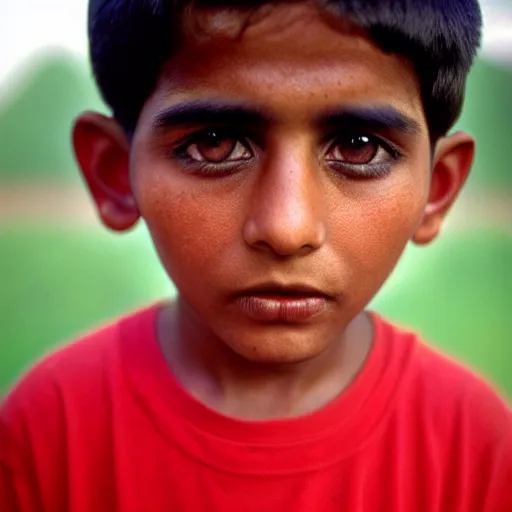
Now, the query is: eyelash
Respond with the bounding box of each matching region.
[325,135,402,180]
[170,129,403,179]
[172,131,254,176]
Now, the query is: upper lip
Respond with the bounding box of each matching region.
[237,282,331,298]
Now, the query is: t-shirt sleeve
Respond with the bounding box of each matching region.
[466,379,512,512]
[416,341,512,511]
[0,417,41,511]
[483,409,512,510]
[0,461,39,512]
[484,439,512,512]
[0,355,63,512]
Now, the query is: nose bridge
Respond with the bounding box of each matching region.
[266,156,312,228]
[243,142,326,256]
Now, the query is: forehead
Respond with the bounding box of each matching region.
[143,2,425,128]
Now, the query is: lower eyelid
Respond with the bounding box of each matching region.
[324,146,391,165]
[189,159,254,177]
[325,157,396,178]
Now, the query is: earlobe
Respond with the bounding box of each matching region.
[413,132,475,245]
[72,112,140,231]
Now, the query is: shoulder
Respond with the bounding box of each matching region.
[409,327,512,509]
[376,315,511,460]
[3,315,120,413]
[377,315,510,426]
[0,304,158,446]
[376,316,512,509]
[411,330,511,439]
[0,303,161,507]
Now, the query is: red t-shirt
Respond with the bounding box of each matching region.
[1,305,511,511]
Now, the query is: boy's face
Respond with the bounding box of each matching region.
[75,3,474,363]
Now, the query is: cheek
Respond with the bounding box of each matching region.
[332,176,427,285]
[133,163,244,288]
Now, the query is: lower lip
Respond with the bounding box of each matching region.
[235,295,327,323]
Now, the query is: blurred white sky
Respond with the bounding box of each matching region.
[0,0,510,89]
[0,0,87,85]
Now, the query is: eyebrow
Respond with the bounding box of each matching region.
[152,100,422,136]
[316,106,421,135]
[152,100,270,130]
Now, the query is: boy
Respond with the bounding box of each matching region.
[1,0,511,510]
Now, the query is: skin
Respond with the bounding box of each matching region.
[73,2,474,420]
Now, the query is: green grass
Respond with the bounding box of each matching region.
[372,229,512,398]
[0,224,171,390]
[1,224,511,399]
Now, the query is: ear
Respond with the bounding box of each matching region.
[412,132,475,246]
[72,112,140,231]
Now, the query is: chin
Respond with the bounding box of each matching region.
[224,328,335,365]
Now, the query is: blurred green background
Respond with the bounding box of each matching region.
[0,49,511,398]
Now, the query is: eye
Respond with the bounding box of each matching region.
[324,133,401,179]
[326,134,385,165]
[184,130,252,163]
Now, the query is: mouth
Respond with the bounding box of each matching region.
[233,283,331,323]
[242,283,331,297]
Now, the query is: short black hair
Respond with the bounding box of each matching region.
[88,0,482,138]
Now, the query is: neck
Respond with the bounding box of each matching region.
[157,298,373,421]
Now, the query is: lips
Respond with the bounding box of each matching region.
[234,284,330,322]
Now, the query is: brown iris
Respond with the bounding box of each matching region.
[189,131,249,163]
[328,135,379,165]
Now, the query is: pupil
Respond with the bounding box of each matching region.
[353,135,369,147]
[207,131,223,147]
[332,134,377,165]
[196,131,237,163]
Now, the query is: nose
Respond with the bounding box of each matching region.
[243,149,327,257]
